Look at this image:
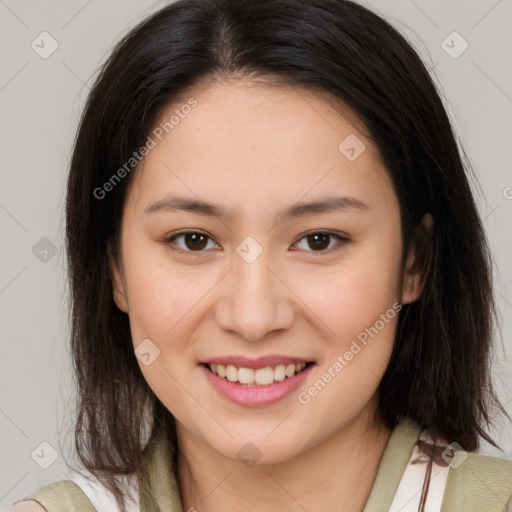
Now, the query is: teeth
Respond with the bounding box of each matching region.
[208,362,308,386]
[238,367,254,384]
[254,367,274,385]
[285,363,296,377]
[274,364,286,381]
[226,364,238,383]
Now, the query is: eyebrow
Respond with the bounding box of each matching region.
[144,195,369,222]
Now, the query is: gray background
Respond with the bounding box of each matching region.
[1,0,511,507]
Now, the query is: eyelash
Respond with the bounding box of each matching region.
[164,230,351,256]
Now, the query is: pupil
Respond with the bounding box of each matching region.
[308,233,329,250]
[185,233,207,251]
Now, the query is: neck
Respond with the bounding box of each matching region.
[176,401,392,512]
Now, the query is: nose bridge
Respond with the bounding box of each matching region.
[215,237,295,341]
[235,245,273,300]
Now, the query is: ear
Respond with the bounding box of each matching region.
[108,242,129,313]
[400,213,434,305]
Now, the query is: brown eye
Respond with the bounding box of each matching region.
[307,233,330,250]
[165,230,349,256]
[294,231,349,253]
[166,231,216,252]
[183,232,208,250]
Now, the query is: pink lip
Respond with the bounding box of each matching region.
[200,362,315,407]
[202,355,313,370]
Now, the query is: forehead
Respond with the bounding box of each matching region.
[126,79,395,214]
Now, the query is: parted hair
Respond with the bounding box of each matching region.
[63,0,505,509]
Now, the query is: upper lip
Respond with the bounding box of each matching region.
[202,355,314,369]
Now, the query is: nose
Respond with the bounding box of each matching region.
[213,249,296,342]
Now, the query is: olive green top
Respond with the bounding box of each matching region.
[15,417,512,511]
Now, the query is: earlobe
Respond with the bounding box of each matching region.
[401,213,434,305]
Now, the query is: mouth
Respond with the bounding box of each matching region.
[202,361,315,386]
[200,360,316,407]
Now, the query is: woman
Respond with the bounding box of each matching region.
[11,0,512,510]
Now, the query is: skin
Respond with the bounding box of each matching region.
[12,79,431,512]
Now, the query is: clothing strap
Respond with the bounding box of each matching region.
[388,430,450,511]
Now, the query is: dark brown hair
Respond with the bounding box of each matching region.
[63,0,506,509]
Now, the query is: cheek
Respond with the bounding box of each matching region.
[295,261,401,431]
[120,235,208,350]
[126,269,205,347]
[122,260,208,416]
[294,242,402,340]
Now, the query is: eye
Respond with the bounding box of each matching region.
[165,230,219,253]
[292,231,350,254]
[165,230,350,255]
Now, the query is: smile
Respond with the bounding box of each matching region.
[206,362,310,386]
[200,360,315,407]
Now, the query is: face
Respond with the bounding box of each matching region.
[110,79,427,465]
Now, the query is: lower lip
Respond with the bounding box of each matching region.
[200,363,315,407]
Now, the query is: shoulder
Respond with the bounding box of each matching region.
[10,480,97,512]
[10,472,139,512]
[69,472,139,512]
[442,450,512,508]
[389,424,512,512]
[448,449,512,485]
[8,501,46,512]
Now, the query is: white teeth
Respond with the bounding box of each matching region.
[238,367,254,384]
[208,362,309,386]
[274,364,286,381]
[217,364,226,378]
[254,367,275,385]
[285,363,296,377]
[226,364,238,382]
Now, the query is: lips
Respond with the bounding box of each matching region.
[200,360,315,407]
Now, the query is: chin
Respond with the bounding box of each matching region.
[212,429,307,466]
